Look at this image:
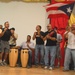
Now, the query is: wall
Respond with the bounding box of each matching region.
[0,1,49,45]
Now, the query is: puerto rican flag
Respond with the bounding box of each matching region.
[44,3,68,18]
[44,2,74,18]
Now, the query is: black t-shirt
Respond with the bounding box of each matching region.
[44,30,57,46]
[36,31,44,45]
[1,28,12,41]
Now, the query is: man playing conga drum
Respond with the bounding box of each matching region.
[18,35,35,68]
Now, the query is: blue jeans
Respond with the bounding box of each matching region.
[28,50,32,66]
[44,46,56,67]
[64,47,75,70]
[35,45,44,65]
[56,44,61,59]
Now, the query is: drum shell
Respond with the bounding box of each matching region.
[21,50,29,68]
[9,49,18,67]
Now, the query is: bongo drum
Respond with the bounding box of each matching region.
[9,48,18,67]
[21,49,29,68]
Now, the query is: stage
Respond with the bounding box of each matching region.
[0,66,74,75]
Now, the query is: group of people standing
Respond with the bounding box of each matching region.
[0,22,62,70]
[0,21,75,72]
[17,24,62,70]
[32,24,62,70]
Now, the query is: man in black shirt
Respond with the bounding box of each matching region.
[33,25,44,67]
[44,24,57,70]
[0,21,12,66]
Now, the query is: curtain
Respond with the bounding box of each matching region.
[51,17,68,66]
[51,17,68,29]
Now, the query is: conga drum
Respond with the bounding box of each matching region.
[9,48,18,67]
[21,49,29,68]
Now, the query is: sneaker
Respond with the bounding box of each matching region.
[17,64,21,67]
[27,66,32,69]
[49,67,53,70]
[44,66,48,69]
[3,61,7,66]
[35,65,38,68]
[40,64,44,68]
[0,62,4,66]
[63,69,69,72]
[41,65,44,68]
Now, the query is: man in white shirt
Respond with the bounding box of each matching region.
[18,35,35,68]
[64,25,71,49]
[64,27,75,71]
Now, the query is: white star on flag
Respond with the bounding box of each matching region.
[58,2,75,17]
[67,7,72,13]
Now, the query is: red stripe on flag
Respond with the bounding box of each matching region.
[46,7,58,12]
